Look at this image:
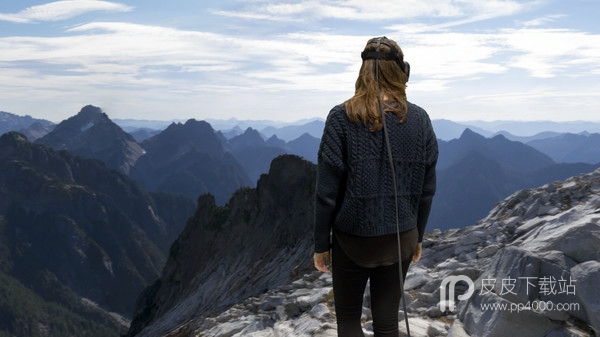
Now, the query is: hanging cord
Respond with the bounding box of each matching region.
[374,42,411,337]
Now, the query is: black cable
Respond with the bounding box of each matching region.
[374,39,411,337]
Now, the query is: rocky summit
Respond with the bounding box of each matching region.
[35,105,144,174]
[130,160,599,337]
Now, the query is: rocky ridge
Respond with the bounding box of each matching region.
[141,166,600,337]
[127,155,317,337]
[0,131,196,330]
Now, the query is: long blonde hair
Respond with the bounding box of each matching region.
[344,37,408,131]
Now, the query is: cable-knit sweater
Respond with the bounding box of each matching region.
[314,102,438,253]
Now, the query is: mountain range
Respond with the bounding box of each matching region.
[4,105,600,230]
[3,105,600,229]
[431,129,599,231]
[1,106,600,336]
[6,107,600,142]
[17,106,320,205]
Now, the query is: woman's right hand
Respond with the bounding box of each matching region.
[314,251,331,273]
[412,242,422,263]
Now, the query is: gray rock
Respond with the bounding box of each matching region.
[295,287,331,311]
[259,295,283,311]
[545,326,594,337]
[203,320,247,337]
[546,221,600,263]
[361,306,372,321]
[476,246,543,302]
[426,323,445,336]
[398,317,448,337]
[309,303,331,320]
[405,267,434,291]
[476,244,500,258]
[446,320,470,337]
[425,306,444,318]
[275,305,288,321]
[541,306,570,321]
[459,292,559,337]
[456,251,477,262]
[416,292,440,306]
[459,230,487,246]
[570,260,600,335]
[409,298,433,311]
[454,244,472,256]
[283,302,300,318]
[292,314,324,335]
[236,316,272,335]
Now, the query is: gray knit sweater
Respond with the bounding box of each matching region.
[314,102,438,253]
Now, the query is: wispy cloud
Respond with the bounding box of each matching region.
[0,22,361,93]
[519,14,566,27]
[0,0,132,23]
[211,0,531,22]
[2,20,599,94]
[501,28,600,78]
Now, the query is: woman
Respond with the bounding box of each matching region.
[313,37,438,337]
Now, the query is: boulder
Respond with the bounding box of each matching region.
[460,292,558,337]
[570,260,600,335]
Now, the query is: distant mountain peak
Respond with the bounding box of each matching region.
[155,119,218,146]
[78,104,104,118]
[459,128,485,141]
[71,105,111,128]
[294,132,317,141]
[183,118,211,129]
[160,119,215,138]
[131,118,251,204]
[265,134,285,147]
[241,127,265,142]
[35,105,144,174]
[243,127,259,135]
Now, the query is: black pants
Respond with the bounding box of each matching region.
[331,233,414,337]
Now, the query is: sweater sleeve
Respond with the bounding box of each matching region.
[416,114,438,242]
[314,107,346,253]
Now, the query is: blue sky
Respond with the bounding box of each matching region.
[1,0,599,123]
